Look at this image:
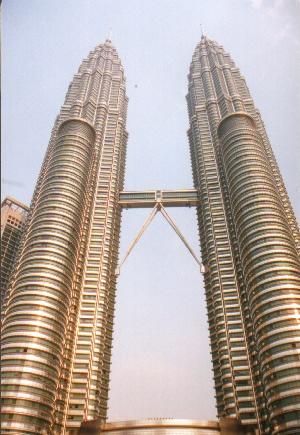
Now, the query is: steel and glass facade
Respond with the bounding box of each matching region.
[187,36,300,434]
[1,39,128,434]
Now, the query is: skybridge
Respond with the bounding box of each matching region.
[119,189,199,208]
[116,188,205,276]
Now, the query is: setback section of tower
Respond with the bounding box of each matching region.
[218,112,300,434]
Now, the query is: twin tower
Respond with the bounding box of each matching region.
[1,37,300,435]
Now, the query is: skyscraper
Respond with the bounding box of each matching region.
[187,36,300,434]
[2,34,300,435]
[1,39,128,434]
[1,197,29,305]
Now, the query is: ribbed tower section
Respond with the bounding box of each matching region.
[1,39,128,434]
[187,37,300,434]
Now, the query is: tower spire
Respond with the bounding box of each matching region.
[107,27,112,42]
[200,23,204,38]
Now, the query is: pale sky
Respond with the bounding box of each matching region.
[2,0,300,422]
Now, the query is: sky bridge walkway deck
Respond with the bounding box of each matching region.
[119,189,199,208]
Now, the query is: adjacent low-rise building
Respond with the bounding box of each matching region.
[75,418,251,435]
[1,196,29,304]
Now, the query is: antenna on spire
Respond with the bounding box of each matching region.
[200,23,204,38]
[107,27,112,42]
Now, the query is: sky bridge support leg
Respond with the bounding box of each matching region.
[116,203,204,276]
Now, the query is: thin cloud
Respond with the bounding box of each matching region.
[248,0,300,46]
[249,0,263,8]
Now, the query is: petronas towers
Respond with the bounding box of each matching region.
[1,36,300,435]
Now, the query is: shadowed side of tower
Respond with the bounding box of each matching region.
[1,40,128,434]
[187,37,300,434]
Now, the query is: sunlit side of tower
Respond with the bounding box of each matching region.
[187,37,300,434]
[1,39,128,434]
